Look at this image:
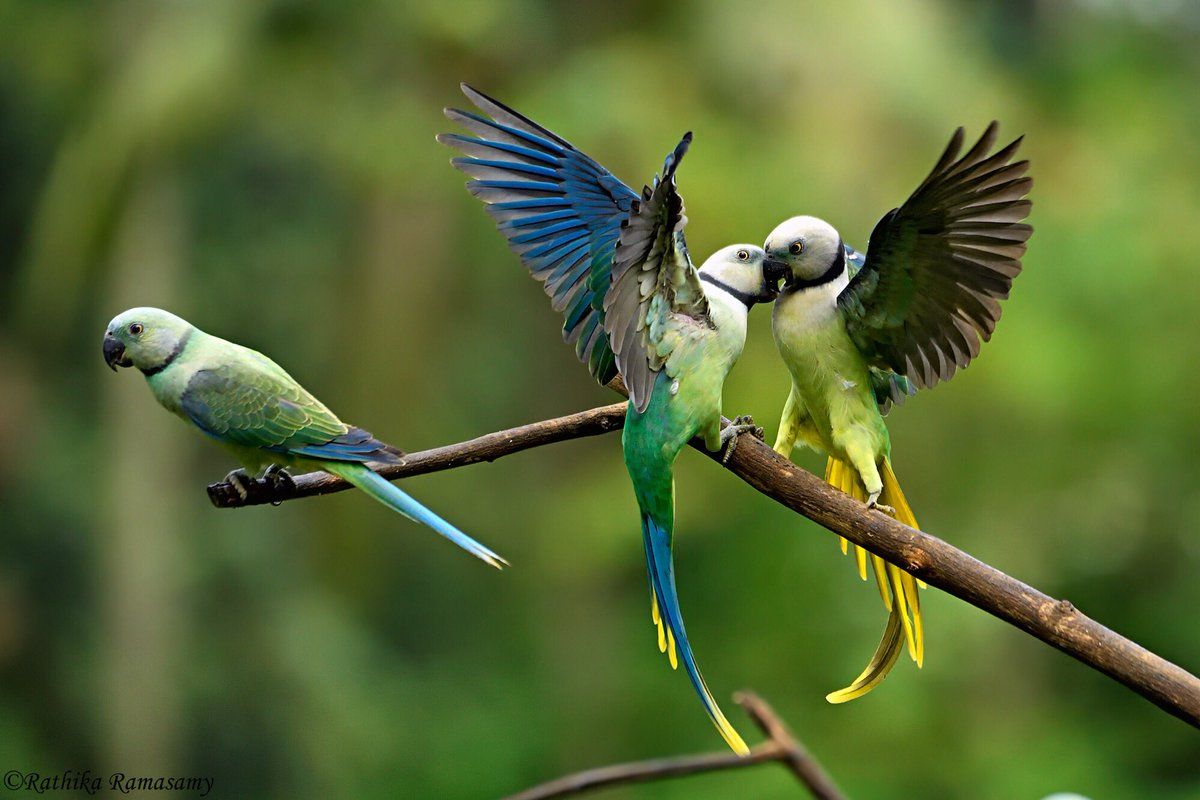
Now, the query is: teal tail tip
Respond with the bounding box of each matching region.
[328,462,510,570]
[478,549,510,571]
[405,498,510,571]
[415,504,510,571]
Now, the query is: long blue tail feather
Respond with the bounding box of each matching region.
[325,462,507,570]
[641,513,748,754]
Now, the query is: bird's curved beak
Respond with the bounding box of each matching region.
[763,258,791,294]
[103,333,130,371]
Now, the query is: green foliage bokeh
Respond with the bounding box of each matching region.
[1,1,1198,797]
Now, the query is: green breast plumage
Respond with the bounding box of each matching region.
[772,284,888,454]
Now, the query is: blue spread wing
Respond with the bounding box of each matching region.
[439,84,639,383]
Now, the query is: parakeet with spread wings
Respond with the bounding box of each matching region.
[440,85,786,753]
[764,123,1032,701]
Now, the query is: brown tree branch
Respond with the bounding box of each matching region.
[206,402,628,507]
[734,692,845,798]
[206,397,1200,729]
[502,692,844,800]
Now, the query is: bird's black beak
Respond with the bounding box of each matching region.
[103,333,130,371]
[763,258,791,294]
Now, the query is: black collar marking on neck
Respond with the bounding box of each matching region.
[700,273,770,308]
[140,328,193,377]
[786,239,846,292]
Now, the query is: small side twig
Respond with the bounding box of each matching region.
[502,692,845,800]
[735,692,844,799]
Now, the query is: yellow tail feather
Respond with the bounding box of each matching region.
[717,716,749,756]
[826,604,906,703]
[824,455,926,701]
[651,595,678,670]
[825,460,851,554]
[650,592,746,754]
[870,555,892,609]
[881,459,924,666]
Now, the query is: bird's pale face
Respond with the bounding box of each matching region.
[103,307,193,373]
[698,244,788,305]
[763,216,845,290]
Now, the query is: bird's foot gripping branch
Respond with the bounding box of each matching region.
[206,398,1200,729]
[206,402,629,509]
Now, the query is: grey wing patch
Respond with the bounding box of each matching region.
[603,133,706,412]
[179,369,263,446]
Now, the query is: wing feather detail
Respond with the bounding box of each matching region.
[440,85,638,383]
[180,356,401,465]
[603,134,708,412]
[839,122,1032,389]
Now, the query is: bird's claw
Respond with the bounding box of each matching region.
[224,469,252,502]
[264,465,295,506]
[732,415,765,439]
[719,415,764,464]
[865,489,895,516]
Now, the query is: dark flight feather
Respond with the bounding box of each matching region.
[839,122,1033,390]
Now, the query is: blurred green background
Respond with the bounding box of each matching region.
[2,1,1198,797]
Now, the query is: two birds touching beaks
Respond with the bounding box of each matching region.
[104,83,1031,756]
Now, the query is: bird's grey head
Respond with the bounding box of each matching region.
[763,216,846,292]
[697,244,782,308]
[103,307,195,375]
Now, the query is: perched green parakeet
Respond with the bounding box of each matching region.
[763,123,1032,700]
[102,307,506,569]
[440,86,785,754]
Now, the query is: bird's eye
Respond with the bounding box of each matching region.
[790,241,804,255]
[736,249,750,261]
[129,323,144,336]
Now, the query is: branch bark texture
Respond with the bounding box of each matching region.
[206,402,627,507]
